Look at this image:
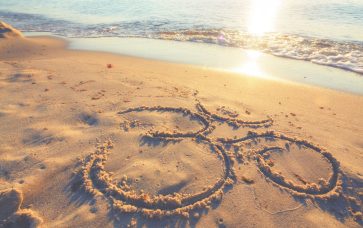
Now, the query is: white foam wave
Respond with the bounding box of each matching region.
[156,30,363,75]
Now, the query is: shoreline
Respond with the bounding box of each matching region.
[0,35,362,227]
[26,32,363,95]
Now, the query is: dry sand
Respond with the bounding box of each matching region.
[0,21,23,39]
[0,23,362,227]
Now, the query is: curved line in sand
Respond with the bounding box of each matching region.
[218,131,342,198]
[80,139,236,218]
[195,101,273,128]
[118,106,214,138]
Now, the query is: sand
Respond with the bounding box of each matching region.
[0,23,362,227]
[0,21,23,39]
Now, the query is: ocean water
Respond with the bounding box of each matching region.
[0,0,363,75]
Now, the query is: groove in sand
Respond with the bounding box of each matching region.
[77,99,343,219]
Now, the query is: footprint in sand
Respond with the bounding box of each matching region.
[0,189,43,228]
[6,69,49,84]
[78,112,99,126]
[22,128,63,146]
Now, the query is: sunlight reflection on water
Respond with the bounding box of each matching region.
[247,0,281,36]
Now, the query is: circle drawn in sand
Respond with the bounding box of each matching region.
[218,131,342,199]
[80,139,236,218]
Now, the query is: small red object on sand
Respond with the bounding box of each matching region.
[107,64,113,68]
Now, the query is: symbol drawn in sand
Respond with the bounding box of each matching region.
[77,98,344,220]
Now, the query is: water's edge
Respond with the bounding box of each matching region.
[25,32,363,96]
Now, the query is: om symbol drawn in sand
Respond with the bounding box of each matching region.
[77,98,342,220]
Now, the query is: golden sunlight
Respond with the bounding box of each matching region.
[247,0,281,36]
[233,50,267,78]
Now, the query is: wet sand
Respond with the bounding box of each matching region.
[0,24,362,227]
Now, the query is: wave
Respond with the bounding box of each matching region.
[155,30,363,75]
[1,11,362,75]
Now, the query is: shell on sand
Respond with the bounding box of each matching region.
[0,21,23,38]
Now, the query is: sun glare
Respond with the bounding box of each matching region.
[247,0,281,36]
[233,50,267,78]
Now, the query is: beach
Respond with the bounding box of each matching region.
[0,24,362,227]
